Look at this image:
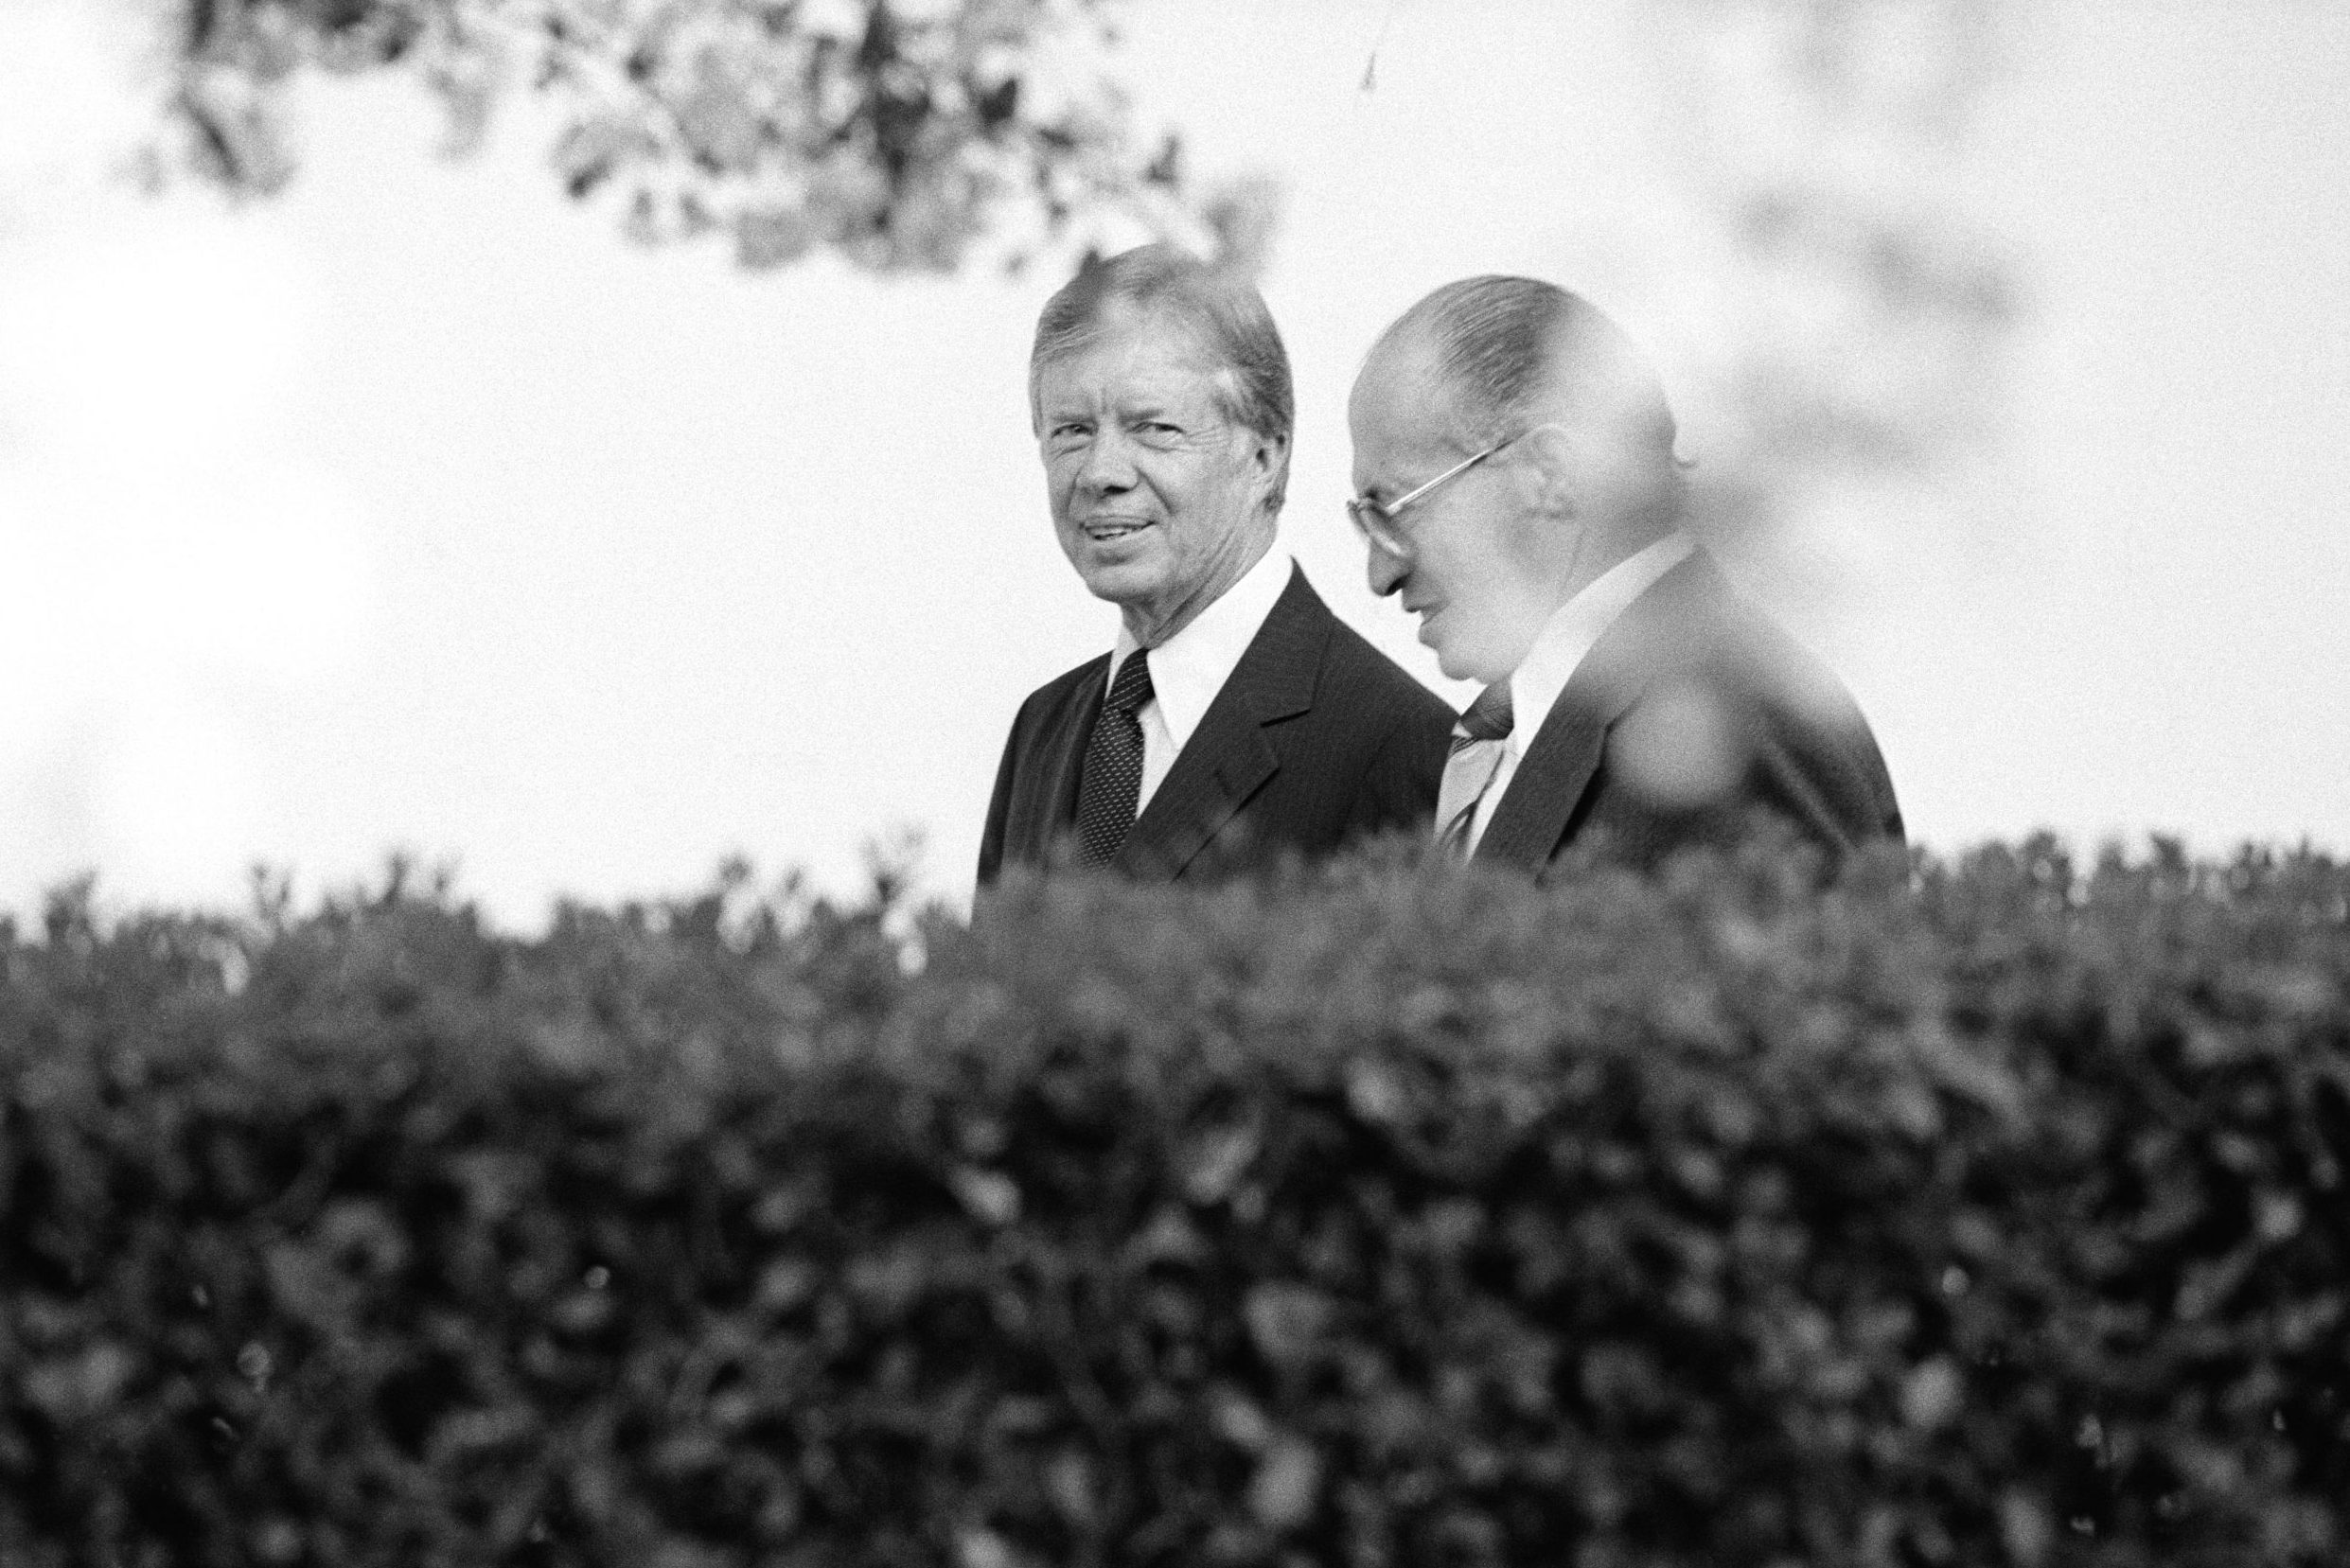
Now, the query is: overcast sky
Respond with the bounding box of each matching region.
[2,0,2344,923]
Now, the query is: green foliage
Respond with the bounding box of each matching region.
[147,0,1221,273]
[3,837,2345,1565]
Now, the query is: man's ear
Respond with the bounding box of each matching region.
[1250,430,1287,475]
[1252,431,1291,511]
[1515,422,1582,520]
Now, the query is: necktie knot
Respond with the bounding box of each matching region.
[1436,679,1511,858]
[1458,679,1512,745]
[1105,649,1156,716]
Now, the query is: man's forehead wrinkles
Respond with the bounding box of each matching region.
[1115,367,1208,401]
[1042,365,1205,404]
[1118,396,1193,420]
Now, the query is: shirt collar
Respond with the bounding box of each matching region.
[1109,543,1293,750]
[1499,531,1694,754]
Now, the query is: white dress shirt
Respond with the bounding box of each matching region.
[1105,544,1293,813]
[1463,531,1695,853]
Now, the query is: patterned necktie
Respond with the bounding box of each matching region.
[1073,649,1156,869]
[1435,679,1512,858]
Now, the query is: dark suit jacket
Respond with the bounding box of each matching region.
[1475,549,1904,878]
[979,565,1455,885]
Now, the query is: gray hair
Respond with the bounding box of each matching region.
[1029,244,1295,509]
[1379,275,1679,465]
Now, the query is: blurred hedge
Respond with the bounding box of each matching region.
[3,838,2345,1567]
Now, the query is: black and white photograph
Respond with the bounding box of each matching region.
[4,0,2344,1560]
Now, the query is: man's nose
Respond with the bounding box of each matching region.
[1365,538,1408,598]
[1077,429,1139,493]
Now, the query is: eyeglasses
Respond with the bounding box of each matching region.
[1346,429,1535,558]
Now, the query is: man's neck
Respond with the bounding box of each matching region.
[1120,527,1276,648]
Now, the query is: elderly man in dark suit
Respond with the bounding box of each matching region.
[979,246,1454,886]
[1346,275,1903,875]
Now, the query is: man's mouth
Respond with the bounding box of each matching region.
[1083,518,1154,541]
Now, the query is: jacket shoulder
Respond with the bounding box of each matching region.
[1604,550,1902,845]
[1012,652,1111,724]
[1596,555,1834,711]
[1673,558,1877,738]
[1314,603,1455,730]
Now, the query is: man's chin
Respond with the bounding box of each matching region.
[1077,561,1164,608]
[1420,621,1475,681]
[1429,635,1510,686]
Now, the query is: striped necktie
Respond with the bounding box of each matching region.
[1435,679,1512,858]
[1073,649,1155,869]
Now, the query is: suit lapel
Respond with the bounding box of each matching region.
[1119,566,1325,880]
[1013,657,1108,866]
[1474,687,1613,874]
[1474,553,1711,873]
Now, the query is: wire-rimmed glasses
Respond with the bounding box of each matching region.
[1345,431,1528,558]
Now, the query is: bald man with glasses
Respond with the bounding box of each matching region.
[1347,276,1904,875]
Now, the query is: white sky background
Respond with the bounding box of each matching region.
[1,0,2344,924]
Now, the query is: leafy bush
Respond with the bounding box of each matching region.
[3,838,2344,1567]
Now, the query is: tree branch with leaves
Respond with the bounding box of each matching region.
[148,0,1260,274]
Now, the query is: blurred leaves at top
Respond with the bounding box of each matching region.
[1672,0,2021,555]
[1651,0,2022,557]
[143,0,1255,274]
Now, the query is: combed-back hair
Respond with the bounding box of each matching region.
[1381,275,1679,465]
[1029,243,1295,508]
